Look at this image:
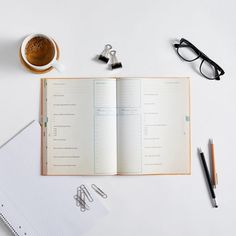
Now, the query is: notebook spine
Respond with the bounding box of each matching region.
[41,79,48,175]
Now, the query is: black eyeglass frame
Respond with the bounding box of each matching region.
[174,38,225,80]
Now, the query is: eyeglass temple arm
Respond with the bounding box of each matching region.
[174,43,190,48]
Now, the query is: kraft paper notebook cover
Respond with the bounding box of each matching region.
[0,121,108,236]
[41,77,191,176]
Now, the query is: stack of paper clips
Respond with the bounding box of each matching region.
[74,184,107,212]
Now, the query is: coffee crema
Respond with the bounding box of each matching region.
[25,36,55,66]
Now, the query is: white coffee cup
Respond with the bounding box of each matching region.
[20,33,64,72]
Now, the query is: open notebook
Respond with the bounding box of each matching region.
[0,121,108,236]
[41,77,191,176]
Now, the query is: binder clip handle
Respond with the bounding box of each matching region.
[110,50,122,69]
[98,44,112,63]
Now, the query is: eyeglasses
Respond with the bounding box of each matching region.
[174,38,225,80]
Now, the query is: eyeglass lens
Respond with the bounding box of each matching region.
[200,60,217,79]
[177,42,200,62]
[177,42,218,79]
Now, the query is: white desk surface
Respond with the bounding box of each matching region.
[0,0,236,235]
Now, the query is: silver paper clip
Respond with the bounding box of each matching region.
[91,184,107,199]
[80,190,86,212]
[110,50,122,69]
[80,185,93,202]
[76,188,81,207]
[74,191,89,211]
[98,44,112,63]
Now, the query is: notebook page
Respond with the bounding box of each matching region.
[0,121,108,236]
[117,78,190,175]
[43,78,117,175]
[0,190,38,236]
[117,79,142,174]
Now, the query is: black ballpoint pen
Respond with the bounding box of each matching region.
[198,148,218,208]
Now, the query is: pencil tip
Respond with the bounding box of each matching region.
[213,198,218,208]
[210,138,213,144]
[198,148,202,153]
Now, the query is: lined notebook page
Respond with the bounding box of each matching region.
[43,78,117,175]
[117,78,191,175]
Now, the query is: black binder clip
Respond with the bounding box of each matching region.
[98,44,112,63]
[110,50,122,69]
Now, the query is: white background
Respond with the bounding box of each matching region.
[0,0,236,235]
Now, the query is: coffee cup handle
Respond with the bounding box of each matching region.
[52,61,65,72]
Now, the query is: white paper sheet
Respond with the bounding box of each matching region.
[0,121,108,236]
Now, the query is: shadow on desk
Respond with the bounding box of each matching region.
[0,219,12,236]
[0,37,25,74]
